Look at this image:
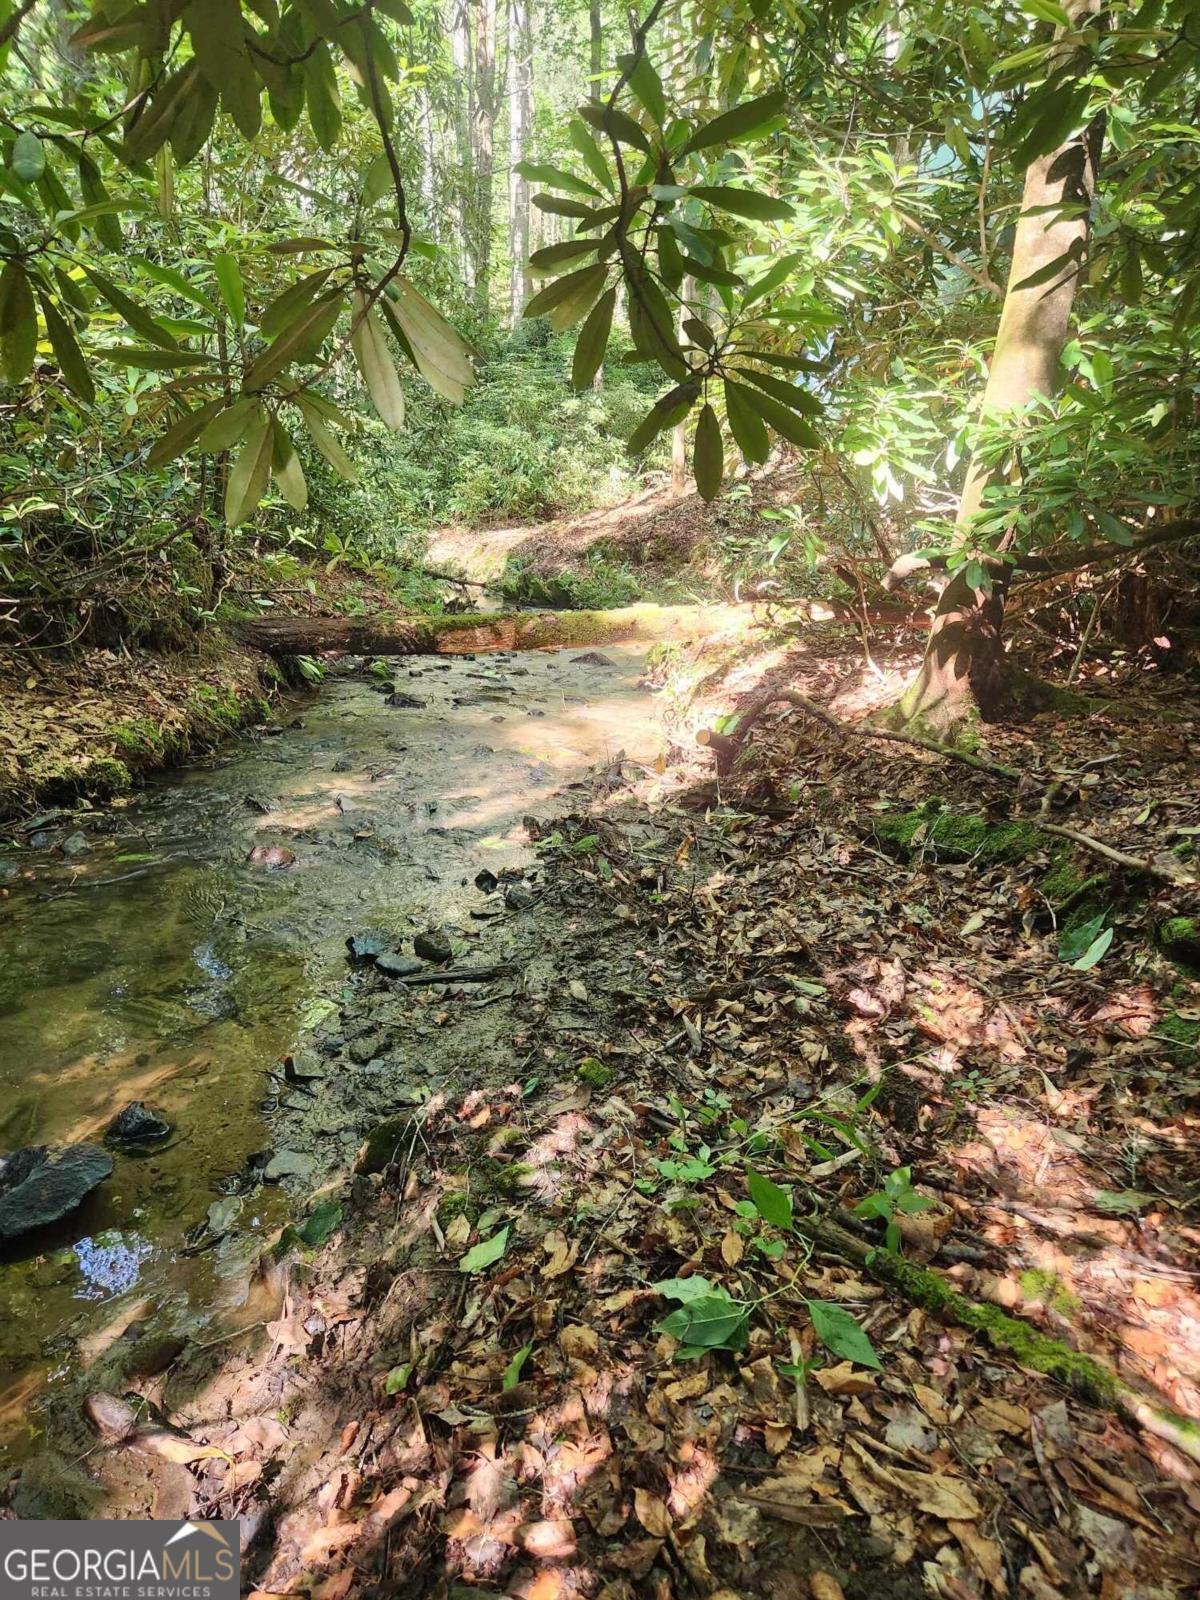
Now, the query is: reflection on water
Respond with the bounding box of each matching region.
[73,1232,153,1299]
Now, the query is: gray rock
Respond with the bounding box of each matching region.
[0,1144,114,1241]
[504,883,535,910]
[375,951,425,978]
[386,691,427,709]
[106,1101,172,1147]
[263,1149,316,1182]
[414,929,453,963]
[206,1195,243,1237]
[61,831,92,858]
[571,651,616,667]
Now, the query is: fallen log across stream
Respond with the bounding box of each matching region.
[235,599,924,658]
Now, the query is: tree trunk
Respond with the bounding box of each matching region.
[236,602,754,658]
[891,5,1103,738]
[507,0,532,325]
[470,0,499,309]
[450,0,475,292]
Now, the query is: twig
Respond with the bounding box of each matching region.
[698,686,1020,781]
[1040,821,1197,887]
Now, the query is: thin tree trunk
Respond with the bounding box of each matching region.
[892,4,1103,736]
[470,0,499,310]
[506,0,532,325]
[450,0,475,292]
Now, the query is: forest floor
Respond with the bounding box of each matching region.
[14,619,1200,1598]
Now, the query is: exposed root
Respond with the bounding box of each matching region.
[797,1212,1200,1467]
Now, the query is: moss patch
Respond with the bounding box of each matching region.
[1159,1013,1200,1064]
[577,1056,614,1089]
[1160,917,1200,972]
[873,801,1041,865]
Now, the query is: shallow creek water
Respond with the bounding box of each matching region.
[0,644,663,1454]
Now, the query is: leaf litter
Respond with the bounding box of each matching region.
[27,629,1200,1597]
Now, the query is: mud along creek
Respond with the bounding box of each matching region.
[0,645,663,1458]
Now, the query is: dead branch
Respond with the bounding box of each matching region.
[698,686,1020,781]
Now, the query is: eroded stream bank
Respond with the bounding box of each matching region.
[0,643,664,1460]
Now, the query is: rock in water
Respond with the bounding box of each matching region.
[60,831,92,858]
[0,1144,114,1241]
[246,844,296,869]
[571,651,616,667]
[414,929,453,963]
[386,692,427,709]
[106,1102,172,1148]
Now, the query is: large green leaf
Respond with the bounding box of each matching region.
[271,420,308,512]
[198,396,264,453]
[736,366,824,416]
[36,288,95,403]
[724,379,771,464]
[384,276,475,404]
[681,89,787,156]
[224,412,273,526]
[214,252,245,328]
[243,290,342,389]
[694,402,723,502]
[85,268,179,350]
[807,1301,881,1371]
[746,1167,793,1229]
[187,0,261,140]
[734,381,822,449]
[297,394,359,481]
[572,286,616,391]
[351,291,406,430]
[259,269,334,340]
[0,262,37,385]
[690,185,793,223]
[146,397,226,467]
[459,1225,510,1274]
[627,382,699,455]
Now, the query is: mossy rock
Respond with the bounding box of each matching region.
[873,801,1041,866]
[576,1056,614,1089]
[1160,917,1200,971]
[355,1114,416,1175]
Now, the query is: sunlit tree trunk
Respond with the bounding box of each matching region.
[470,0,499,310]
[506,0,532,325]
[891,5,1103,737]
[450,0,475,293]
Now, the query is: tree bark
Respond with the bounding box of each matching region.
[470,0,499,309]
[506,0,532,325]
[891,3,1103,737]
[236,602,752,658]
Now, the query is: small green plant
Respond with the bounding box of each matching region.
[1058,912,1114,970]
[295,655,325,685]
[855,1166,935,1253]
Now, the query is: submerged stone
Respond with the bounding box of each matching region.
[106,1101,172,1147]
[0,1144,114,1241]
[375,951,425,978]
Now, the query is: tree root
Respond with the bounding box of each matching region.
[796,1212,1200,1466]
[698,685,1020,779]
[699,688,1198,888]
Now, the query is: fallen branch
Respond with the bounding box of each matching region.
[698,686,1020,781]
[795,1211,1200,1467]
[883,517,1200,591]
[1040,821,1197,887]
[394,963,516,986]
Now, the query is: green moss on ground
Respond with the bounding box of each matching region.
[865,1245,1121,1405]
[577,1056,615,1089]
[1160,917,1200,971]
[873,801,1041,865]
[1160,1013,1200,1063]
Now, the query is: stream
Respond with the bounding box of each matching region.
[0,644,664,1457]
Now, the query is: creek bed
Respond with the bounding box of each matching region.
[0,644,662,1455]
